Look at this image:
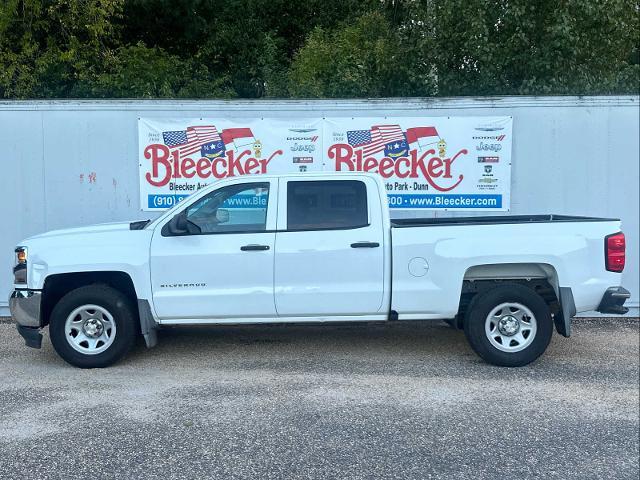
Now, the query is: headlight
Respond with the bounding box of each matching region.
[13,246,27,284]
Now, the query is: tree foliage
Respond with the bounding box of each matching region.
[289,12,436,97]
[0,0,637,99]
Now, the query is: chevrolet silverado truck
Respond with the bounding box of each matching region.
[10,173,630,368]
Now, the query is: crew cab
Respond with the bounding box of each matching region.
[10,173,630,368]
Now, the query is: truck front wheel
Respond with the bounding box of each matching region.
[464,284,553,367]
[49,285,137,368]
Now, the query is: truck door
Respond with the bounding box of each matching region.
[274,177,386,317]
[150,179,277,320]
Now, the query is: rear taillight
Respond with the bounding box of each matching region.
[605,232,625,273]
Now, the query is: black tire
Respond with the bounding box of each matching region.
[49,285,137,368]
[464,284,553,367]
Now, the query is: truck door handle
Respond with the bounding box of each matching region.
[240,244,270,251]
[350,241,380,248]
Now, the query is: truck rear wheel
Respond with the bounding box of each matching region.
[464,284,553,367]
[49,285,137,368]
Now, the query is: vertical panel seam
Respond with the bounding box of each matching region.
[41,111,47,231]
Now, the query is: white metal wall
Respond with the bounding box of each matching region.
[1,96,638,316]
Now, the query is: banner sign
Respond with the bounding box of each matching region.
[138,118,323,210]
[139,116,512,211]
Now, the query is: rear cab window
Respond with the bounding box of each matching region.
[286,180,368,230]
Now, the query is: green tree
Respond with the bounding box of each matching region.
[121,0,374,98]
[0,0,124,97]
[288,0,638,97]
[90,43,234,98]
[289,12,436,97]
[420,0,640,95]
[0,0,637,98]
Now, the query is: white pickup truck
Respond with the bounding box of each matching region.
[10,173,630,368]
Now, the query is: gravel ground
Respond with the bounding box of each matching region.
[0,318,638,480]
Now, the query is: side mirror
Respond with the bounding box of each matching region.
[216,209,230,224]
[165,211,198,236]
[175,211,189,231]
[165,213,185,235]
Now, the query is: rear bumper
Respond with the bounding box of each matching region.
[596,287,631,315]
[9,289,42,327]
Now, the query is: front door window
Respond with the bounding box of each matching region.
[186,182,270,234]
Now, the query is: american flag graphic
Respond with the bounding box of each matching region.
[162,126,221,157]
[347,125,405,157]
[347,130,372,148]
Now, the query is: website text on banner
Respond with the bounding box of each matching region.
[138,117,512,211]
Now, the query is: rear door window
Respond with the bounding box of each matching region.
[287,180,368,230]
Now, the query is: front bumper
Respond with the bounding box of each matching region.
[17,324,42,349]
[9,289,42,327]
[596,287,631,315]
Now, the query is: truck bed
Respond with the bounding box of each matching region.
[389,215,622,317]
[390,214,620,228]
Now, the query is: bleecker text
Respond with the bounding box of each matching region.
[329,144,465,192]
[144,144,282,187]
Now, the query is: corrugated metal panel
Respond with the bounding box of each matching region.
[1,96,638,316]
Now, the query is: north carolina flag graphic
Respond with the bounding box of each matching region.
[384,138,409,158]
[405,126,439,150]
[200,139,225,159]
[221,128,255,151]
